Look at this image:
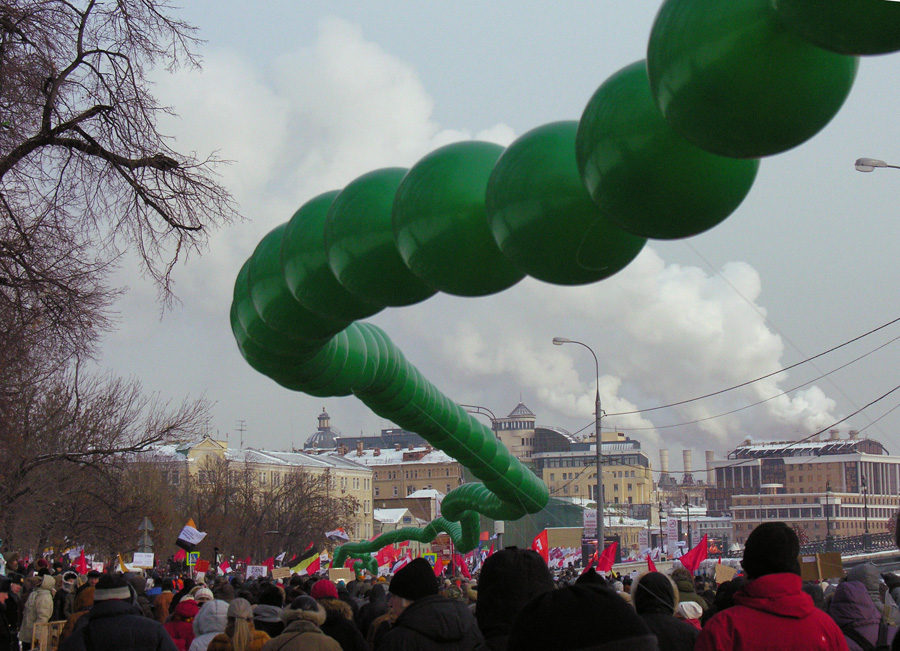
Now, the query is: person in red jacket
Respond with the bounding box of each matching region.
[696,522,848,651]
[164,599,200,651]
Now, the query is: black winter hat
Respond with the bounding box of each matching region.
[741,522,800,579]
[508,585,658,651]
[476,548,554,640]
[389,558,438,601]
[574,567,607,588]
[632,572,676,615]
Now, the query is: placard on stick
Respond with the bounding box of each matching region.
[272,566,291,580]
[329,568,354,584]
[714,563,738,584]
[799,552,844,581]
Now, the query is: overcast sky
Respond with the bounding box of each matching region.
[97,2,900,477]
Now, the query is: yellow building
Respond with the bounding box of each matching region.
[153,436,375,540]
[533,432,654,509]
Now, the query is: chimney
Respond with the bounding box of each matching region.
[356,440,364,456]
[849,430,859,440]
[374,447,381,456]
[395,443,401,451]
[338,444,348,456]
[706,450,715,485]
[659,449,670,484]
[408,443,415,451]
[830,428,840,441]
[682,449,694,485]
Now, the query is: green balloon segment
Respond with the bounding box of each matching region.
[773,0,900,55]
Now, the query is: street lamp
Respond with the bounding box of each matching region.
[684,499,692,549]
[855,157,900,172]
[824,482,834,552]
[862,475,870,551]
[552,336,603,551]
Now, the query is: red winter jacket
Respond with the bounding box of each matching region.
[696,573,849,651]
[164,599,200,651]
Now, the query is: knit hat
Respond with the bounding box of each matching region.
[310,579,338,600]
[676,601,703,620]
[508,585,658,651]
[388,558,438,602]
[94,575,132,602]
[741,522,800,579]
[195,587,214,603]
[476,548,554,640]
[632,572,677,615]
[574,567,607,588]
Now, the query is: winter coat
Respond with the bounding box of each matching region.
[696,573,849,651]
[260,607,341,651]
[318,598,366,651]
[638,613,699,651]
[127,574,155,620]
[165,599,201,651]
[847,563,900,627]
[376,595,486,651]
[19,574,55,643]
[828,580,897,651]
[0,601,12,651]
[59,586,95,644]
[206,629,270,651]
[355,585,387,638]
[671,576,709,612]
[53,585,76,622]
[155,591,175,624]
[189,600,229,651]
[58,599,179,651]
[253,604,285,639]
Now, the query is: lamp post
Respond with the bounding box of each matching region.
[824,481,834,552]
[862,475,870,552]
[552,336,603,551]
[659,502,665,558]
[684,499,692,549]
[855,157,900,172]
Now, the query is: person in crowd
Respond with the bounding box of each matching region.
[155,578,177,624]
[309,580,366,651]
[207,598,270,651]
[59,574,178,651]
[53,572,78,622]
[827,579,897,650]
[173,579,198,610]
[631,571,699,651]
[166,598,202,651]
[674,601,703,630]
[847,563,900,627]
[18,572,55,650]
[802,582,827,611]
[0,580,13,651]
[670,567,709,612]
[253,583,285,638]
[127,573,155,619]
[701,576,747,626]
[354,583,387,640]
[5,573,23,644]
[195,588,215,606]
[507,584,658,651]
[189,600,229,651]
[377,558,485,651]
[260,595,341,651]
[475,548,554,651]
[58,587,94,645]
[696,522,847,651]
[75,570,101,597]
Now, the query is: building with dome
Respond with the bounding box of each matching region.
[303,408,342,450]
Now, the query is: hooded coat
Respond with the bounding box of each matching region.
[58,599,178,651]
[670,569,709,612]
[60,587,95,644]
[189,600,229,651]
[696,573,848,651]
[318,598,366,651]
[355,585,387,639]
[260,604,341,651]
[165,599,201,651]
[377,595,486,651]
[253,604,285,639]
[847,563,900,627]
[19,574,55,643]
[632,572,699,651]
[827,580,897,651]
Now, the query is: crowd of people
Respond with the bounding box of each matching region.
[2,521,900,650]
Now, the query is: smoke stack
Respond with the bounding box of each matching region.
[706,450,715,485]
[356,440,364,456]
[660,449,670,473]
[683,449,694,485]
[849,430,859,440]
[830,428,840,441]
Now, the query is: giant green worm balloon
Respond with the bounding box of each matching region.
[576,62,760,240]
[647,0,858,158]
[393,141,525,297]
[773,0,900,55]
[486,120,646,284]
[231,0,894,567]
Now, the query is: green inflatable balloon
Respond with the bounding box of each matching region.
[485,120,646,284]
[325,168,437,307]
[647,0,858,158]
[282,191,385,322]
[576,62,760,240]
[774,0,900,55]
[393,141,525,296]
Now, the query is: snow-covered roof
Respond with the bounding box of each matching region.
[407,489,445,500]
[225,448,370,472]
[373,508,411,524]
[337,447,459,466]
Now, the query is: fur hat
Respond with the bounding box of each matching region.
[508,585,658,651]
[388,558,438,602]
[310,579,338,600]
[741,522,800,579]
[285,595,326,627]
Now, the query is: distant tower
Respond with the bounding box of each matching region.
[304,407,341,450]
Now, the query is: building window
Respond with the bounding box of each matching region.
[393,486,398,497]
[446,484,451,492]
[375,486,380,497]
[407,485,415,496]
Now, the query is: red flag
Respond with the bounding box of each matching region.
[580,550,598,575]
[479,531,490,541]
[454,553,471,579]
[398,540,410,548]
[302,556,320,576]
[375,545,396,567]
[530,530,549,564]
[344,556,356,569]
[647,554,657,573]
[596,542,617,572]
[75,550,88,575]
[263,556,275,572]
[433,556,444,577]
[679,534,708,575]
[174,548,186,562]
[243,556,251,566]
[487,544,495,557]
